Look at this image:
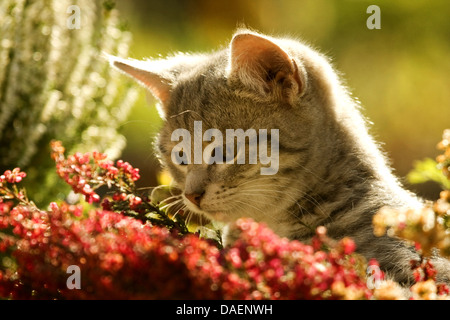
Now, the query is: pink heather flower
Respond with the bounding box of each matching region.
[340,237,356,255]
[50,141,141,205]
[116,160,140,181]
[0,168,26,184]
[3,140,447,300]
[0,203,373,300]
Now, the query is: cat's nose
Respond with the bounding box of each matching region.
[184,192,204,207]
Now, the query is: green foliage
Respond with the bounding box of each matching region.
[0,0,137,205]
[407,158,450,190]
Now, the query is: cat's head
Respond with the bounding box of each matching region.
[109,30,336,229]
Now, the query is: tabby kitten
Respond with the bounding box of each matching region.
[110,29,450,285]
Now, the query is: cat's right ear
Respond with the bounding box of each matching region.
[227,33,306,104]
[106,54,171,117]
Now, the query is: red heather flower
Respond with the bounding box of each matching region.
[0,200,13,215]
[216,219,371,300]
[423,260,438,279]
[339,237,357,255]
[0,203,223,299]
[0,152,372,300]
[116,160,140,181]
[0,200,372,300]
[3,140,449,300]
[0,168,26,184]
[438,283,450,296]
[50,141,141,204]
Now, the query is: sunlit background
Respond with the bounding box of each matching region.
[114,0,449,199]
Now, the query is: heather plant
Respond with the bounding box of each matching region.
[373,129,450,299]
[0,0,138,205]
[0,141,372,299]
[374,129,450,258]
[0,137,449,299]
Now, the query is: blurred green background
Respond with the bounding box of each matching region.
[113,0,450,199]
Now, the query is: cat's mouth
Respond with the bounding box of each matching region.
[182,193,231,222]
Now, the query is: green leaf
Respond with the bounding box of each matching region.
[407,158,450,190]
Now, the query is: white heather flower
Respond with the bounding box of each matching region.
[0,0,137,203]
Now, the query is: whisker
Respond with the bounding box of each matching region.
[235,188,323,225]
[158,194,182,205]
[232,199,284,226]
[238,182,327,217]
[136,186,158,191]
[235,176,326,206]
[168,201,186,219]
[159,198,182,211]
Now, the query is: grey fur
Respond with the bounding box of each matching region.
[110,29,450,286]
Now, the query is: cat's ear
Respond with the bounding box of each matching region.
[228,33,306,103]
[107,54,171,116]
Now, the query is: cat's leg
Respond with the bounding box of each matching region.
[354,230,450,286]
[430,254,450,284]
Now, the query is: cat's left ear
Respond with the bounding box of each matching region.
[106,54,171,118]
[228,33,306,104]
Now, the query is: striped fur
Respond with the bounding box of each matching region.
[112,29,450,286]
